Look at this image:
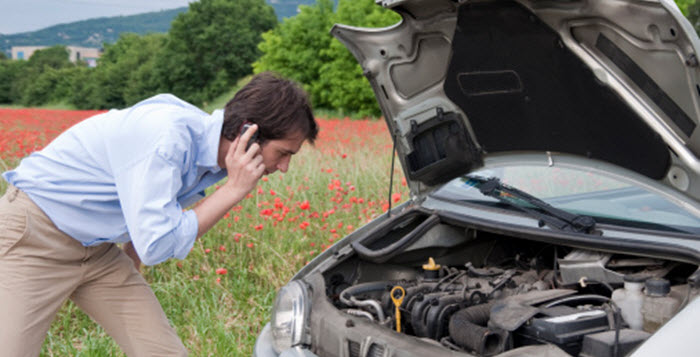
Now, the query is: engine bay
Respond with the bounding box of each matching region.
[319,211,700,357]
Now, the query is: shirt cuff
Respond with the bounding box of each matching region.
[172,209,198,260]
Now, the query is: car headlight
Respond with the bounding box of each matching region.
[271,280,310,353]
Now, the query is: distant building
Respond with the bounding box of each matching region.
[11,46,102,67]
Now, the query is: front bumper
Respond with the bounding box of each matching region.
[253,323,319,357]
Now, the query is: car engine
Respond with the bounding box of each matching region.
[320,211,699,357]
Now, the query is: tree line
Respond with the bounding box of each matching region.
[0,0,279,111]
[0,0,698,117]
[0,0,396,116]
[0,8,187,54]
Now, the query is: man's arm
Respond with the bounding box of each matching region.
[193,124,264,238]
[115,125,262,266]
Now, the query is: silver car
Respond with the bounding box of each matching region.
[254,0,700,356]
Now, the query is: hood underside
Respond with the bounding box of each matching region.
[332,0,700,203]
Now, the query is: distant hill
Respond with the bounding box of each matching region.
[0,1,326,57]
[0,8,187,56]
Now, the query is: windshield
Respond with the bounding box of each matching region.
[431,165,700,234]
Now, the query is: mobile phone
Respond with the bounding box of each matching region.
[241,123,259,151]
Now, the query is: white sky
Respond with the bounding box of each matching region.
[0,0,196,35]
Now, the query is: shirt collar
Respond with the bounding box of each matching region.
[196,109,224,173]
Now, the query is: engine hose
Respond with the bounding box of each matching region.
[339,281,392,322]
[350,297,385,322]
[448,302,506,356]
[343,309,375,321]
[426,295,465,340]
[351,213,440,263]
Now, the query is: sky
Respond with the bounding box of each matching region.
[0,0,196,35]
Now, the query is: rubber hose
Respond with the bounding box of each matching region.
[339,281,392,321]
[448,302,505,356]
[339,281,392,306]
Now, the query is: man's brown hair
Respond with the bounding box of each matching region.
[222,72,318,144]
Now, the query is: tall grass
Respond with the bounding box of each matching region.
[0,112,407,356]
[0,101,77,110]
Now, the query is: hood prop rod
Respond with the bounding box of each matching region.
[386,131,398,218]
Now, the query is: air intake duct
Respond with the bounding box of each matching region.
[448,302,507,356]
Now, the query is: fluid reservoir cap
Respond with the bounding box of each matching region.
[623,274,647,283]
[645,278,671,297]
[422,257,441,271]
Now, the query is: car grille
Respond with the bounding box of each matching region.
[368,343,385,357]
[347,340,385,357]
[348,341,361,357]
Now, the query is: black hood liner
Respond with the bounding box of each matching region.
[444,1,670,180]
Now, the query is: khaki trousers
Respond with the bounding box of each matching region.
[0,185,187,357]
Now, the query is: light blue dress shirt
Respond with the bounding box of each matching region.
[2,94,227,265]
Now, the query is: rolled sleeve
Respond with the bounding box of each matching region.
[114,144,198,266]
[172,209,198,260]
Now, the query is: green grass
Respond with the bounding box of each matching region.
[313,107,381,121]
[0,101,77,110]
[201,77,251,114]
[200,76,382,120]
[0,121,406,356]
[0,77,378,121]
[0,90,237,112]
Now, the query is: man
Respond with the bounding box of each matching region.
[0,72,318,356]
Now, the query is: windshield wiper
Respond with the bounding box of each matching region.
[469,176,597,234]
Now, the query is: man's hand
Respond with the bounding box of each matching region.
[123,241,141,272]
[222,124,265,197]
[193,124,264,239]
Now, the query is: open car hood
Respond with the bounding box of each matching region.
[332,0,700,203]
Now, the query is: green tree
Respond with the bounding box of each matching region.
[86,33,167,108]
[16,46,73,105]
[0,60,26,103]
[67,66,102,110]
[253,0,336,107]
[254,0,398,116]
[676,0,694,16]
[686,1,700,34]
[156,0,277,105]
[315,0,399,116]
[22,67,65,105]
[26,46,71,70]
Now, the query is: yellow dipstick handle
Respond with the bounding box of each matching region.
[390,286,406,333]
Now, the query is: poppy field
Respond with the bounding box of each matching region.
[0,108,408,356]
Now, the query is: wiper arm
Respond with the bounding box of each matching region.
[470,176,597,234]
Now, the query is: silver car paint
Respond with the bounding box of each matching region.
[332,0,700,202]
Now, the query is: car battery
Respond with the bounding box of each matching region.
[579,329,650,357]
[514,305,610,355]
